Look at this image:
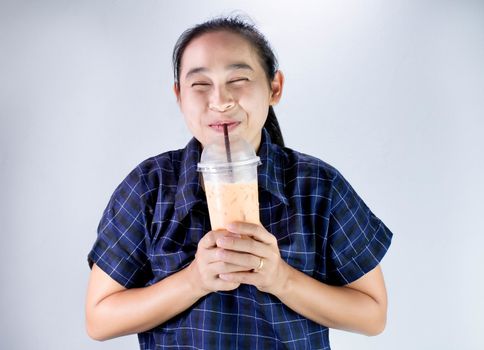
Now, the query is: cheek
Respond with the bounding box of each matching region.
[179,99,202,131]
[241,86,271,116]
[180,93,206,116]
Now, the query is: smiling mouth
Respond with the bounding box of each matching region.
[209,122,241,132]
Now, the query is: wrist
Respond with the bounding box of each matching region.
[184,260,210,299]
[271,260,295,299]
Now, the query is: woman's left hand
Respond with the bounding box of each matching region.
[215,222,292,296]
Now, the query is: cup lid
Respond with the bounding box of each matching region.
[197,136,261,172]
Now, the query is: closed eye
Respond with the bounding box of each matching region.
[229,78,249,84]
[191,82,211,87]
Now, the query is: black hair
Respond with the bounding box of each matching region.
[172,15,285,147]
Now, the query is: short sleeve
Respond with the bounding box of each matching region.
[326,171,393,286]
[87,166,154,288]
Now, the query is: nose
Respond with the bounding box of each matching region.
[208,85,235,112]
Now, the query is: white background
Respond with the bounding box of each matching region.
[1,0,483,349]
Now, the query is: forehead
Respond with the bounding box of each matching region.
[179,31,263,76]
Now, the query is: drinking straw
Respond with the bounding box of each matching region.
[223,124,232,163]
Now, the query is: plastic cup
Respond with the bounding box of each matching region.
[197,136,261,231]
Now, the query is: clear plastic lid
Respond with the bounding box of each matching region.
[197,136,260,173]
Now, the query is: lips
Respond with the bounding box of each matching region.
[209,121,241,132]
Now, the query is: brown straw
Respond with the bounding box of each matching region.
[223,124,232,163]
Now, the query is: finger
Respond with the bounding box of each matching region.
[215,249,262,270]
[218,271,259,285]
[199,230,241,249]
[227,222,276,245]
[200,246,223,264]
[209,261,253,274]
[212,279,240,292]
[203,246,250,265]
[198,231,218,249]
[215,236,270,258]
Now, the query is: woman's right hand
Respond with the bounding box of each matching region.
[187,230,251,295]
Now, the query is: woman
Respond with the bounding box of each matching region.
[86,16,393,349]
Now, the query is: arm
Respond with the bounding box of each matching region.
[85,263,202,341]
[85,231,247,341]
[276,263,387,335]
[216,222,388,336]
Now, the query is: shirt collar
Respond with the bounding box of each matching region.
[174,128,289,222]
[173,137,205,221]
[257,128,289,206]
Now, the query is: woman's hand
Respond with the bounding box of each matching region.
[187,230,254,295]
[213,222,388,336]
[215,222,291,296]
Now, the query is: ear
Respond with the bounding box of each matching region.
[269,70,284,106]
[173,82,181,104]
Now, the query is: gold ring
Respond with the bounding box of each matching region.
[256,257,264,271]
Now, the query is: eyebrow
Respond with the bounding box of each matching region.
[227,63,254,71]
[184,63,254,80]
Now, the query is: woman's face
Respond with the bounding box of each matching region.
[174,30,283,151]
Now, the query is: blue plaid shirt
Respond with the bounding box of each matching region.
[88,128,392,349]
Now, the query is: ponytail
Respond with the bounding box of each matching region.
[264,106,284,147]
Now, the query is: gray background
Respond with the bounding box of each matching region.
[1,0,483,349]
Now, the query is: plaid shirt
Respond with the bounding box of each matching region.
[88,128,393,349]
